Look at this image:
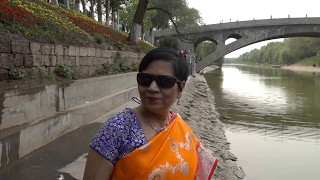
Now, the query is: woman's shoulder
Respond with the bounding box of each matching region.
[107,108,137,126]
[174,114,193,130]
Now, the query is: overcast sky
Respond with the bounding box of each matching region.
[187,0,320,57]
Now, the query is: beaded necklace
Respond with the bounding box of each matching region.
[142,118,169,133]
[132,97,170,133]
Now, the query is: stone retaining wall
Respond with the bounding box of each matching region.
[0,72,137,130]
[0,72,138,171]
[0,34,145,80]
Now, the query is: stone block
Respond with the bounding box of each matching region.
[12,40,29,54]
[88,47,96,57]
[43,55,50,66]
[41,44,54,55]
[102,50,111,58]
[107,57,114,64]
[24,55,35,67]
[79,47,88,57]
[63,46,68,56]
[79,57,91,66]
[12,40,30,54]
[138,53,145,59]
[100,58,108,64]
[12,54,24,67]
[56,56,64,65]
[55,44,64,56]
[30,42,41,55]
[110,51,117,58]
[65,56,76,66]
[0,53,14,69]
[30,55,43,67]
[75,56,80,66]
[0,68,9,80]
[68,46,79,56]
[128,51,138,59]
[119,51,127,58]
[50,55,57,66]
[95,48,102,57]
[93,58,102,66]
[48,66,56,73]
[0,35,12,53]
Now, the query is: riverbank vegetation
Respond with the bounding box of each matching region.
[0,0,203,57]
[0,0,154,50]
[236,38,320,66]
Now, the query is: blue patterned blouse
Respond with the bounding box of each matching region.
[90,108,148,164]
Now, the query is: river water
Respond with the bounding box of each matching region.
[204,65,320,180]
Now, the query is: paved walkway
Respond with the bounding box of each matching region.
[0,101,137,180]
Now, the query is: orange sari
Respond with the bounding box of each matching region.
[112,114,218,180]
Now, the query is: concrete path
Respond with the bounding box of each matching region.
[0,101,138,180]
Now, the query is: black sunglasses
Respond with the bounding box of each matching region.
[137,73,181,89]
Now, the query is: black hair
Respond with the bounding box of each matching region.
[139,48,188,91]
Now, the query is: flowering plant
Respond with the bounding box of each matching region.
[0,0,154,49]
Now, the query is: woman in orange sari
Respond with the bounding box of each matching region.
[84,48,217,180]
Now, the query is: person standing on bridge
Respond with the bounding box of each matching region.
[83,48,218,180]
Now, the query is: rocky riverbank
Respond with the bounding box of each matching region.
[172,69,245,180]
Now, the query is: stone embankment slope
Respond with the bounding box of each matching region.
[172,71,245,180]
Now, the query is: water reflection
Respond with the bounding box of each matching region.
[205,65,320,142]
[205,65,320,180]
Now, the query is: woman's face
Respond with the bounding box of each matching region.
[138,60,183,115]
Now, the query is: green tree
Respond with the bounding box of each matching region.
[125,0,203,44]
[149,0,202,29]
[196,41,216,60]
[159,36,178,50]
[127,0,149,43]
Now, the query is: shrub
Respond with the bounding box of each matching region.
[94,66,106,75]
[131,62,139,71]
[72,69,81,79]
[39,68,51,80]
[93,33,106,44]
[119,58,131,72]
[112,41,126,50]
[102,63,120,74]
[8,68,26,80]
[55,64,73,78]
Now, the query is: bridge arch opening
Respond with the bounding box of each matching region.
[225,33,242,45]
[194,39,217,61]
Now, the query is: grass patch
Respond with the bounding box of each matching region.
[294,56,320,66]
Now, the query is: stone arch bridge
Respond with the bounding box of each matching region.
[151,17,320,71]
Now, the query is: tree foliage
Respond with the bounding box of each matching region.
[149,0,202,29]
[237,38,320,65]
[158,36,178,50]
[196,41,216,60]
[195,41,224,67]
